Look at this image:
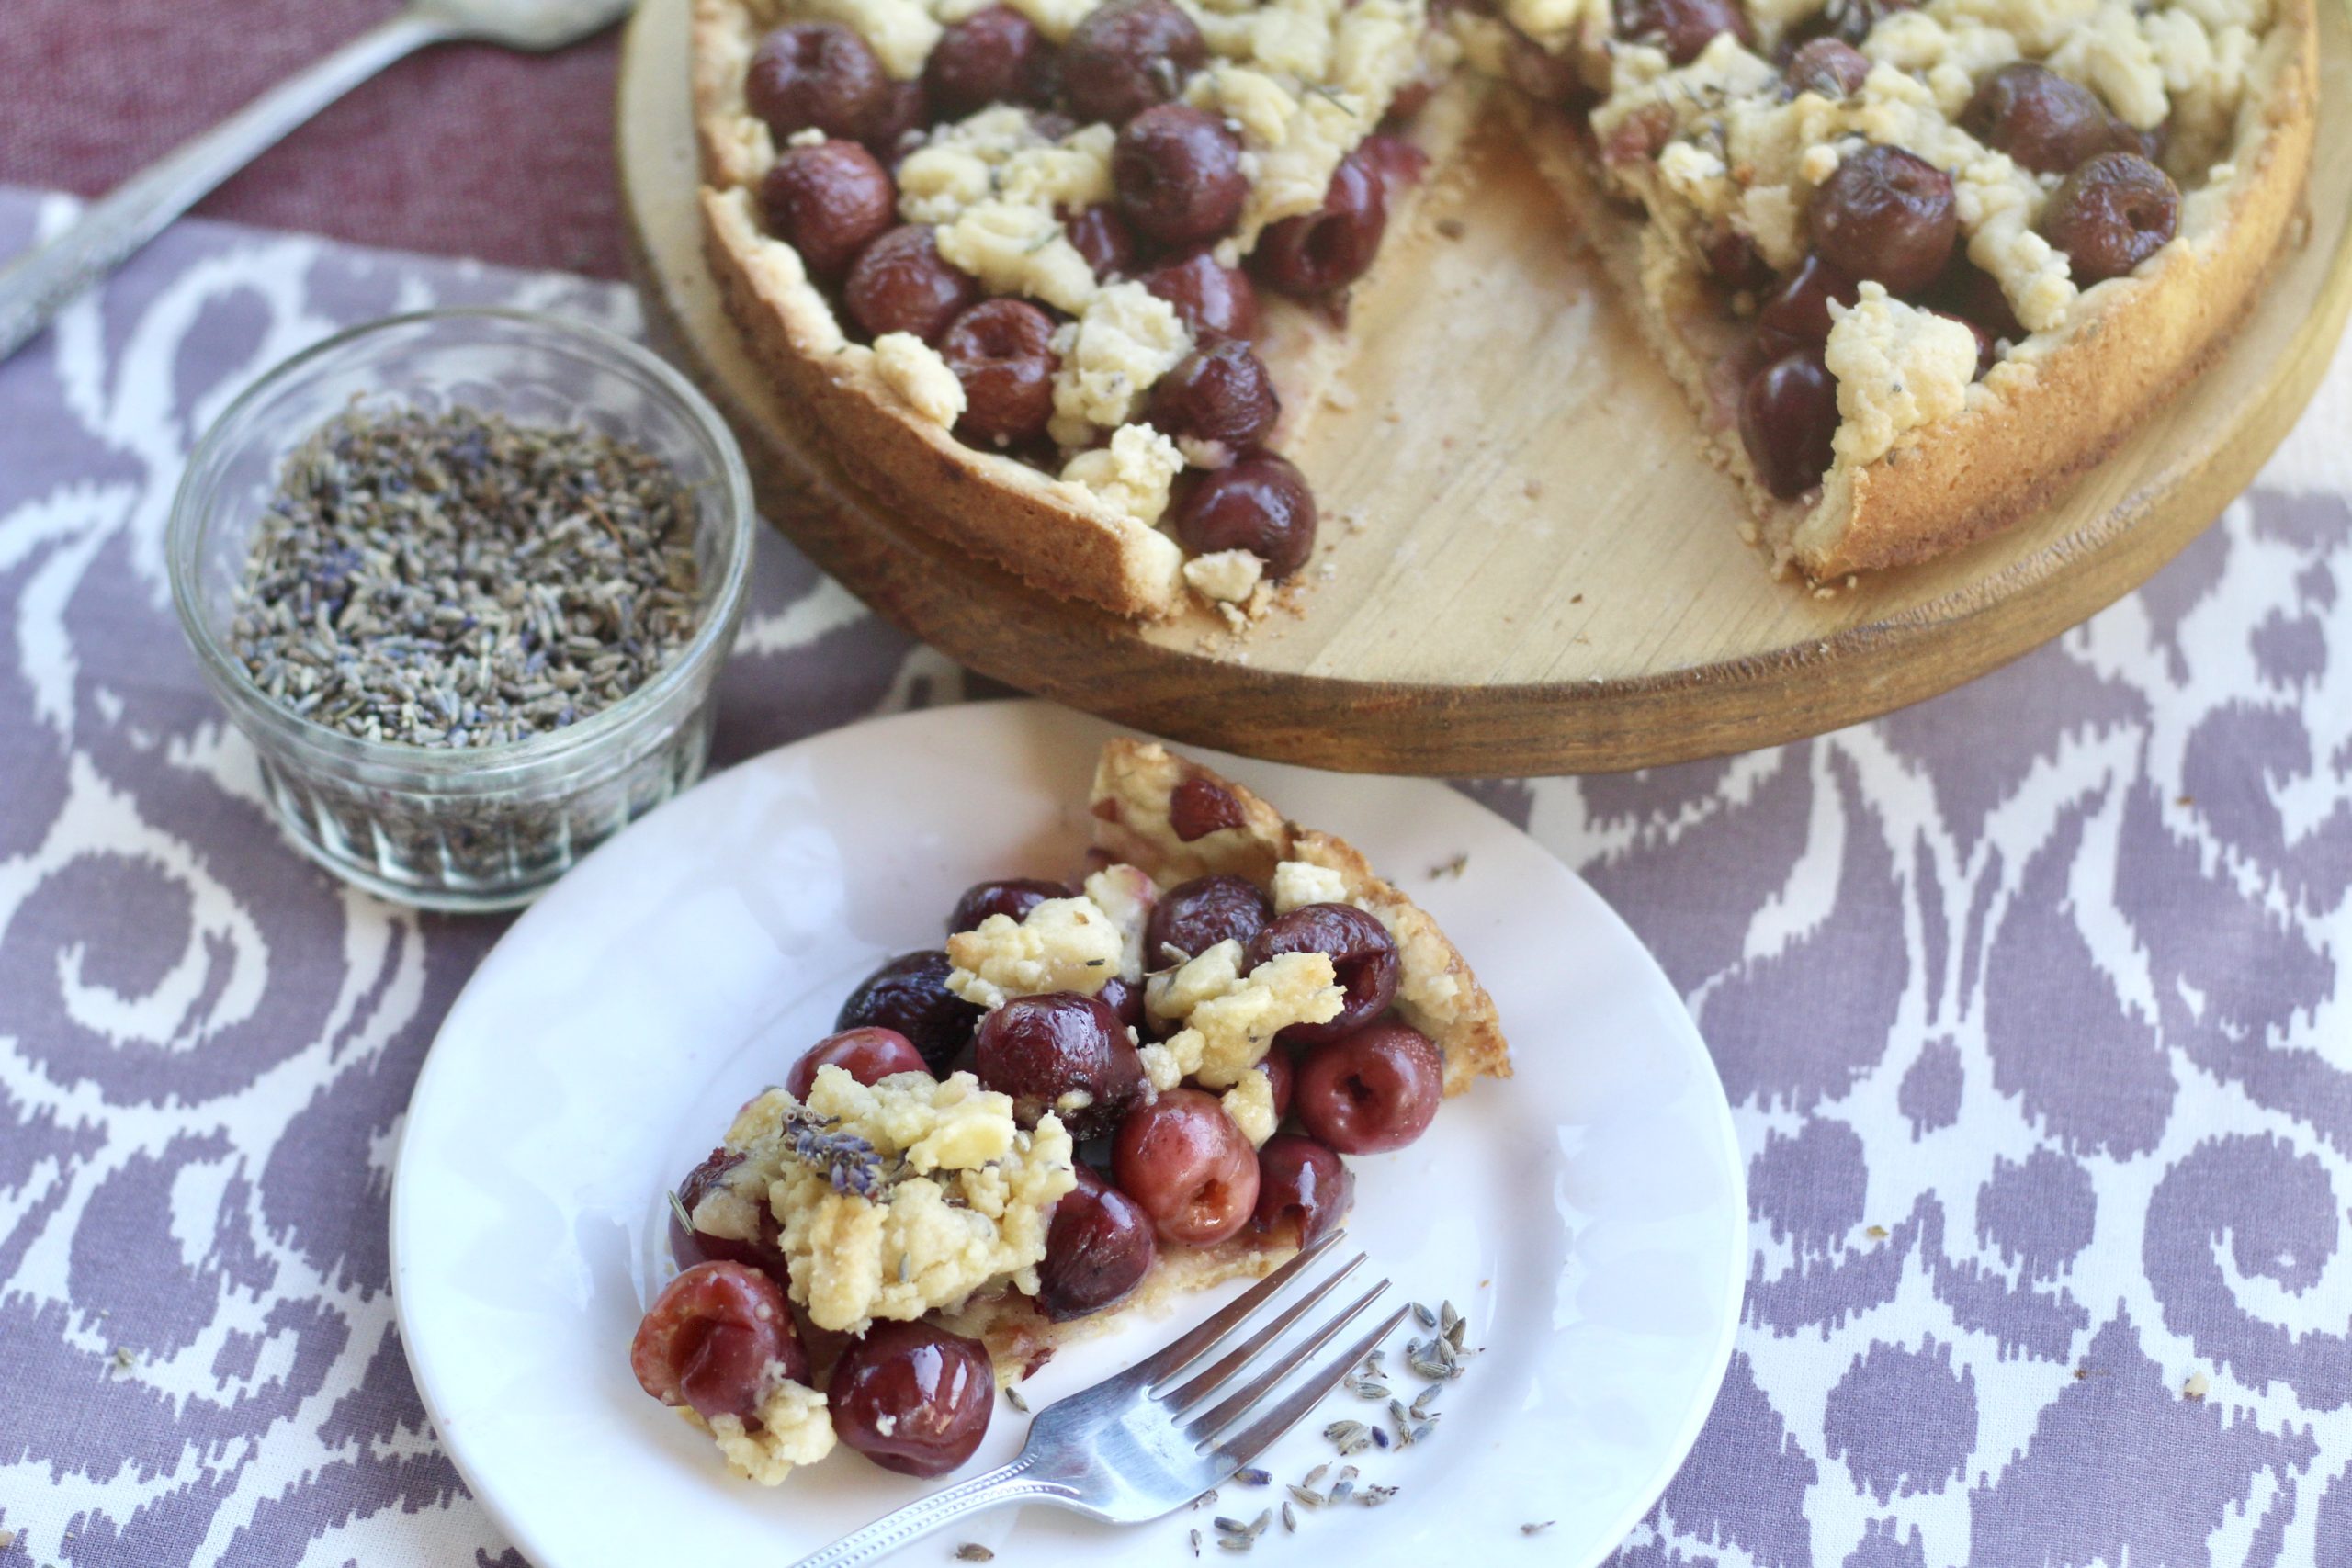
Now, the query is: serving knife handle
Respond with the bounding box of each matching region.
[0,9,455,364]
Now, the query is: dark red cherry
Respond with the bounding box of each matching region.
[1783,37,1871,98]
[1168,776,1249,841]
[836,950,985,1073]
[1114,104,1246,248]
[924,6,1053,119]
[1252,1132,1352,1244]
[941,299,1060,444]
[949,876,1078,933]
[1779,0,1910,51]
[1354,132,1429,195]
[844,225,982,344]
[1755,253,1860,356]
[1614,0,1750,65]
[1292,1021,1444,1155]
[1096,973,1146,1032]
[1926,254,2025,344]
[1059,0,1206,125]
[866,79,931,161]
[2042,151,2178,283]
[1738,348,1839,500]
[1258,1050,1294,1122]
[1146,874,1272,965]
[1702,223,1775,291]
[1961,62,2122,175]
[973,991,1148,1139]
[1066,202,1139,279]
[759,141,898,281]
[785,1027,931,1098]
[1037,1163,1158,1319]
[828,1319,993,1476]
[1807,142,1956,297]
[1170,454,1317,579]
[630,1261,806,1425]
[1244,903,1399,1046]
[1253,148,1388,298]
[745,22,888,141]
[673,1148,785,1275]
[1148,341,1281,452]
[1139,251,1263,341]
[1113,1089,1260,1246]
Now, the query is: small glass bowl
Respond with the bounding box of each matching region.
[169,308,754,912]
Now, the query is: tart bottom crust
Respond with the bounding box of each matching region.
[1509,0,2320,580]
[693,0,2321,603]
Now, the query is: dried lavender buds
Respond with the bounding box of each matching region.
[230,403,700,749]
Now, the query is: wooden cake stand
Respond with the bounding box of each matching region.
[617,0,2352,774]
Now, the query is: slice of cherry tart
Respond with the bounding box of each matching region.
[630,740,1510,1484]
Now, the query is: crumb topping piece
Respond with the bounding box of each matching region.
[703,1375,837,1483]
[874,331,968,426]
[1272,858,1351,913]
[947,892,1130,1007]
[1823,283,1980,464]
[1221,1066,1282,1145]
[724,1066,1078,1333]
[1141,942,1343,1089]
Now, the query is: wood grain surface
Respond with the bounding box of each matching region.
[616,0,2352,776]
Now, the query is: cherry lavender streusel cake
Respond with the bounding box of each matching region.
[628,740,1510,1483]
[689,0,2315,614]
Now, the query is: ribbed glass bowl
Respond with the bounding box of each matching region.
[168,308,754,912]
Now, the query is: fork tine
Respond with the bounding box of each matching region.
[1126,1228,1347,1386]
[1156,1252,1366,1414]
[1185,1280,1393,1444]
[1195,1301,1412,1464]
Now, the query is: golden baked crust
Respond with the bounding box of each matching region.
[1510,0,2320,579]
[1088,738,1512,1097]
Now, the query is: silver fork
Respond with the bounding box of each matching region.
[0,0,634,363]
[793,1231,1407,1568]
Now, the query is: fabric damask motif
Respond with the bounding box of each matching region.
[0,183,2346,1565]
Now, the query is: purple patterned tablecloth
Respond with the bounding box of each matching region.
[3,181,2348,1568]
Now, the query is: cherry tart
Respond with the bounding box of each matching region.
[692,0,2312,615]
[630,739,1510,1484]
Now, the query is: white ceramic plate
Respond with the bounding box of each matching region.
[391,701,1744,1568]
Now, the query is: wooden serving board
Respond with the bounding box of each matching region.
[616,0,2352,775]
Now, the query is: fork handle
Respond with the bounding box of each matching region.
[0,7,457,363]
[787,1457,1069,1568]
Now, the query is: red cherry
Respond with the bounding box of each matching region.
[630,1261,806,1425]
[1113,1089,1261,1247]
[827,1320,994,1476]
[785,1027,931,1098]
[1037,1164,1158,1319]
[1252,1132,1352,1244]
[1244,903,1399,1046]
[1292,1021,1443,1155]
